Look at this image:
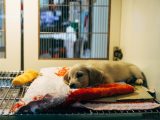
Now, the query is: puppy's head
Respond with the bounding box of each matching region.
[63,64,104,89]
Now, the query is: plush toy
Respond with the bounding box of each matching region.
[12,70,39,86]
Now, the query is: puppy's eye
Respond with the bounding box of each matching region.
[76,72,83,78]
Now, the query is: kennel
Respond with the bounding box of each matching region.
[0,0,160,119]
[0,71,160,120]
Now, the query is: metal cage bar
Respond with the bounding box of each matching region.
[0,0,6,58]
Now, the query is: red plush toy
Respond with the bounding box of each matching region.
[63,83,134,106]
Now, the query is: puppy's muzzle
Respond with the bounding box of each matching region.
[69,83,77,89]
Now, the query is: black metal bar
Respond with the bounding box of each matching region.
[88,0,92,50]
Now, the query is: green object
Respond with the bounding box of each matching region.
[71,22,78,32]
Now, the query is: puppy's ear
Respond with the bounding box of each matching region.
[87,67,105,86]
[63,72,70,85]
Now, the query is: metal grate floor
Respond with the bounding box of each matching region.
[0,71,27,115]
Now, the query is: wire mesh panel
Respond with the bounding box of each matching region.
[39,0,110,59]
[0,71,26,115]
[0,0,5,58]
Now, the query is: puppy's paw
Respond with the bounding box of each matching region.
[135,79,143,85]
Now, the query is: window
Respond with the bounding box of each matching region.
[0,0,5,58]
[39,0,110,59]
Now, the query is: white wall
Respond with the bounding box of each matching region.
[120,0,160,100]
[109,0,122,60]
[0,0,21,71]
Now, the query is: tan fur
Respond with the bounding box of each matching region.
[63,61,144,88]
